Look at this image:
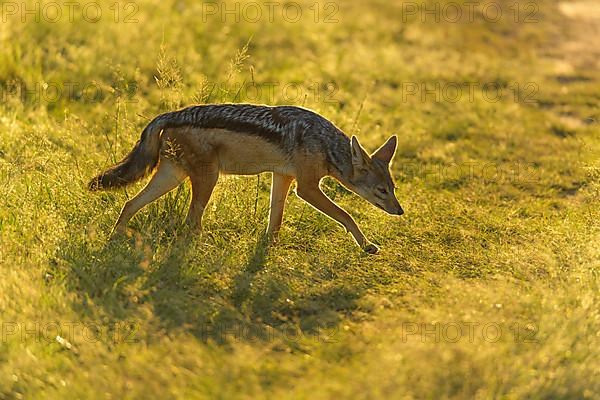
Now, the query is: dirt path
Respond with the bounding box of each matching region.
[540,2,600,131]
[557,1,600,71]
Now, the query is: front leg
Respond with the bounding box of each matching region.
[266,173,294,239]
[296,179,378,254]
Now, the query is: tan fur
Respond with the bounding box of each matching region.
[97,124,402,254]
[165,128,293,176]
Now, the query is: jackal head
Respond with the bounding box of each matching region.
[347,135,404,216]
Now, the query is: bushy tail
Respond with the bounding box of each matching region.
[88,120,165,191]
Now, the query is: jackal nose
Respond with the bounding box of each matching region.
[397,207,404,216]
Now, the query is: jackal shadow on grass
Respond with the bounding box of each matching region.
[53,223,367,346]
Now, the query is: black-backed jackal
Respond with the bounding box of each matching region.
[89,104,403,253]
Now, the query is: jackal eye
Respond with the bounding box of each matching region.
[376,186,388,195]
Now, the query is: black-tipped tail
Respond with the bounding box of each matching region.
[88,124,162,191]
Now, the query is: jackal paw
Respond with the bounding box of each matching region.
[363,243,379,254]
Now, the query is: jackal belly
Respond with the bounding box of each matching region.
[173,128,292,176]
[216,133,291,175]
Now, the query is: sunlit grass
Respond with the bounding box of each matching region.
[0,0,599,398]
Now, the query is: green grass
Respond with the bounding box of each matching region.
[1,0,599,398]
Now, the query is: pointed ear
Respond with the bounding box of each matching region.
[372,135,397,164]
[350,136,370,169]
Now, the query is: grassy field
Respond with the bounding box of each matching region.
[1,0,599,398]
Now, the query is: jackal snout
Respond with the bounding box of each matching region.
[348,135,404,216]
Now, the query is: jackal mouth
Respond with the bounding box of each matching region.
[374,202,386,211]
[374,201,404,216]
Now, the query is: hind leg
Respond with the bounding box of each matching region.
[185,161,219,231]
[111,159,187,236]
